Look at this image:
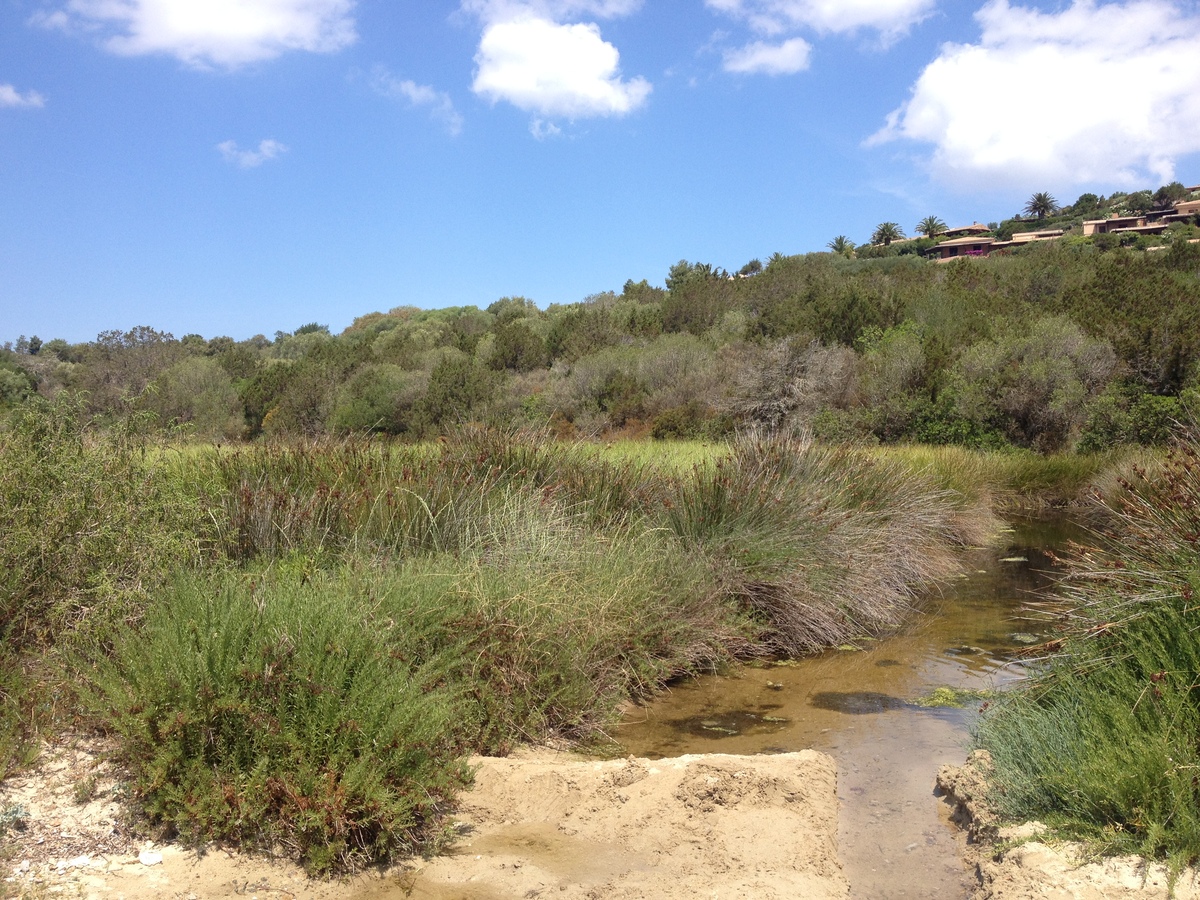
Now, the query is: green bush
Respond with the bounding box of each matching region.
[976,434,1200,868]
[82,572,471,873]
[0,394,205,649]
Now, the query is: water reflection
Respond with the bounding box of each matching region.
[615,515,1084,900]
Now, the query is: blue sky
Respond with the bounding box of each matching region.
[2,0,1199,343]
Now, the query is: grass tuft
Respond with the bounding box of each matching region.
[79,572,471,873]
[975,431,1200,869]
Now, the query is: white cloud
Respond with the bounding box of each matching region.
[462,0,641,21]
[371,67,464,136]
[0,84,46,108]
[40,0,356,68]
[217,139,288,168]
[530,118,563,139]
[723,37,811,74]
[472,16,650,118]
[707,0,935,40]
[870,0,1200,187]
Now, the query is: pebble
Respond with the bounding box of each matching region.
[138,850,163,866]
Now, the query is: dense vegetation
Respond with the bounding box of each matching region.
[1,397,1008,872]
[3,201,1199,454]
[976,432,1200,871]
[2,181,1199,878]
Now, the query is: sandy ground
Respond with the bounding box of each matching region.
[1,739,847,900]
[938,751,1200,900]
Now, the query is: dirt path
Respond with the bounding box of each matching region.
[2,742,847,900]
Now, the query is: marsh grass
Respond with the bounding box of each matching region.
[877,444,1135,511]
[976,434,1200,870]
[4,416,1010,872]
[661,432,996,654]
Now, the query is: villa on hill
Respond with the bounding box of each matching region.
[934,228,1065,262]
[934,188,1200,262]
[1082,195,1200,237]
[940,222,991,238]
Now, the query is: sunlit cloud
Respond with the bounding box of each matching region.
[36,0,356,68]
[869,0,1200,188]
[723,37,812,74]
[472,15,650,118]
[217,139,288,168]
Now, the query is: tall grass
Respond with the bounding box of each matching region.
[877,443,1154,513]
[2,417,1011,872]
[976,434,1200,869]
[660,432,998,654]
[0,394,205,648]
[191,428,662,563]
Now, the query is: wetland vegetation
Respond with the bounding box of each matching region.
[2,231,1200,877]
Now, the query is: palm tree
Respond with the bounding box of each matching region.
[827,235,856,257]
[871,222,905,246]
[1023,192,1058,220]
[916,216,947,238]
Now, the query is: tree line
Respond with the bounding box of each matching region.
[3,236,1200,453]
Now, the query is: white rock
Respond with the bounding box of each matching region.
[68,855,91,869]
[138,851,163,866]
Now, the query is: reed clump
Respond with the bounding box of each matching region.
[662,431,995,654]
[975,431,1200,870]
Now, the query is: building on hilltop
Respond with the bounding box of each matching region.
[1082,198,1200,237]
[933,228,1064,262]
[941,222,991,239]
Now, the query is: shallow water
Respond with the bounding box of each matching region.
[614,515,1085,899]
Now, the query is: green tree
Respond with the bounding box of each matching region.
[1023,192,1058,220]
[1070,192,1102,215]
[148,356,243,440]
[826,236,856,257]
[1124,190,1154,213]
[486,296,539,325]
[665,259,717,292]
[416,351,494,430]
[489,321,549,372]
[1153,182,1188,208]
[915,216,947,238]
[328,363,425,434]
[870,222,905,246]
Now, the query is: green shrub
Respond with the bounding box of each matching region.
[0,394,205,649]
[82,572,471,873]
[976,434,1200,868]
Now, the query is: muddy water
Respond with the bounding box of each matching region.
[613,515,1083,899]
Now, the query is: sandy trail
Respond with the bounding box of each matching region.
[2,742,847,900]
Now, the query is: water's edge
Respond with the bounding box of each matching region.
[614,515,1083,899]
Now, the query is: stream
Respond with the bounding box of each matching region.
[613,515,1084,899]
